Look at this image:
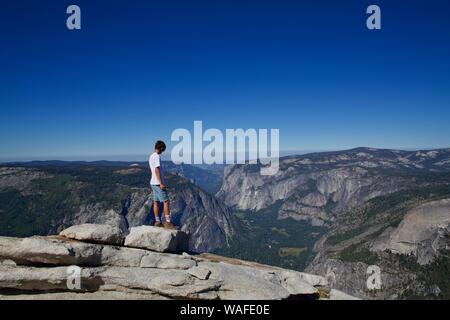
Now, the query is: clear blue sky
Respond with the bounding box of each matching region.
[1,0,449,161]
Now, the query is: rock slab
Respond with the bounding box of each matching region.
[0,230,358,300]
[124,226,189,253]
[60,224,124,246]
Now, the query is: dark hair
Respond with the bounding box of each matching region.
[155,140,166,152]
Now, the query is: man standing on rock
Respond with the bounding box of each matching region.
[149,140,176,229]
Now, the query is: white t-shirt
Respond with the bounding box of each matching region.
[149,152,163,185]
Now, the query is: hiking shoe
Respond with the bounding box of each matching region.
[163,222,177,230]
[154,221,163,227]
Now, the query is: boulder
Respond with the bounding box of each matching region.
[124,226,189,253]
[59,224,124,246]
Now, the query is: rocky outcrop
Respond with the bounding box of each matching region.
[60,224,124,246]
[124,226,188,253]
[0,236,104,266]
[0,224,357,300]
[305,256,428,300]
[306,198,450,299]
[370,199,450,265]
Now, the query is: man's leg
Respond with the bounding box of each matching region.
[163,200,171,222]
[153,201,162,226]
[163,200,176,229]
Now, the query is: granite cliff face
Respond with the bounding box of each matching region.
[0,224,356,300]
[217,148,450,299]
[306,199,450,299]
[217,148,450,226]
[370,199,450,265]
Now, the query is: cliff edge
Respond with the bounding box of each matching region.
[0,224,357,300]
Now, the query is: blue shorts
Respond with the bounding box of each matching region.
[151,185,169,202]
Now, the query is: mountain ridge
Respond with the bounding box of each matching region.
[216,147,450,299]
[1,147,449,299]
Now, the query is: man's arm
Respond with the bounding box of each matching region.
[155,166,166,189]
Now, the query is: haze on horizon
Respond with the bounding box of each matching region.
[2,146,450,164]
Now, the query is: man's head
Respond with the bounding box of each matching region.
[154,140,166,154]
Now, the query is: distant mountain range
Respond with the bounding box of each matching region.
[0,147,449,299]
